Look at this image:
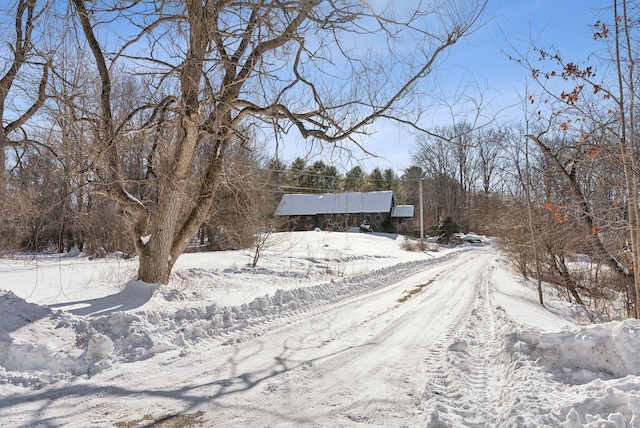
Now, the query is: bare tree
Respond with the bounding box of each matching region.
[65,0,487,284]
[0,1,56,253]
[512,0,640,316]
[0,0,50,195]
[413,122,491,232]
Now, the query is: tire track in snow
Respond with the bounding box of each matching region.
[418,253,510,427]
[205,251,482,427]
[3,249,501,428]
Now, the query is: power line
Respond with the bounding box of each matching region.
[267,167,402,180]
[264,182,396,194]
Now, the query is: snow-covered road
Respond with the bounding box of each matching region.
[207,247,495,426]
[199,249,501,426]
[3,237,640,427]
[7,248,507,426]
[194,249,497,426]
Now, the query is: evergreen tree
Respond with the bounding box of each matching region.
[300,161,340,193]
[367,167,385,191]
[438,216,459,243]
[288,157,307,192]
[344,166,366,191]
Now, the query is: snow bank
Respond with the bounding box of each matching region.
[88,255,457,362]
[0,291,94,387]
[503,320,640,426]
[0,250,456,387]
[518,320,640,382]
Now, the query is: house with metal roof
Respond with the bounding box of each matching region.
[275,191,414,232]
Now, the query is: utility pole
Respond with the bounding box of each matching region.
[419,178,424,245]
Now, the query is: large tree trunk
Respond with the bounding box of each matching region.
[133,129,227,284]
[133,122,200,284]
[137,234,174,285]
[135,191,183,284]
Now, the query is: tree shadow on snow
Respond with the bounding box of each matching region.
[0,290,51,340]
[0,337,369,426]
[48,280,158,316]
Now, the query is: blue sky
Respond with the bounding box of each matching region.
[279,0,611,174]
[1,1,608,176]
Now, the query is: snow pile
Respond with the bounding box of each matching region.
[74,255,457,365]
[502,320,640,426]
[487,260,640,426]
[519,320,640,382]
[0,291,92,387]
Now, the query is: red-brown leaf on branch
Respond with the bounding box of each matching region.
[561,86,583,105]
[554,213,569,223]
[593,23,609,39]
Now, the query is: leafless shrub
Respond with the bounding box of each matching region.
[399,236,438,252]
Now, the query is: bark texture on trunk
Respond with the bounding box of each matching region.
[137,237,173,285]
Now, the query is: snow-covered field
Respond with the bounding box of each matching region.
[0,231,639,427]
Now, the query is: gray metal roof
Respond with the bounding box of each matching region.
[275,191,395,216]
[391,205,415,218]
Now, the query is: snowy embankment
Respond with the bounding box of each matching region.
[500,319,640,426]
[0,255,457,387]
[0,232,451,386]
[490,264,640,427]
[0,231,639,427]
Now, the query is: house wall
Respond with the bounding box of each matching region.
[280,214,414,233]
[318,212,389,231]
[282,215,318,231]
